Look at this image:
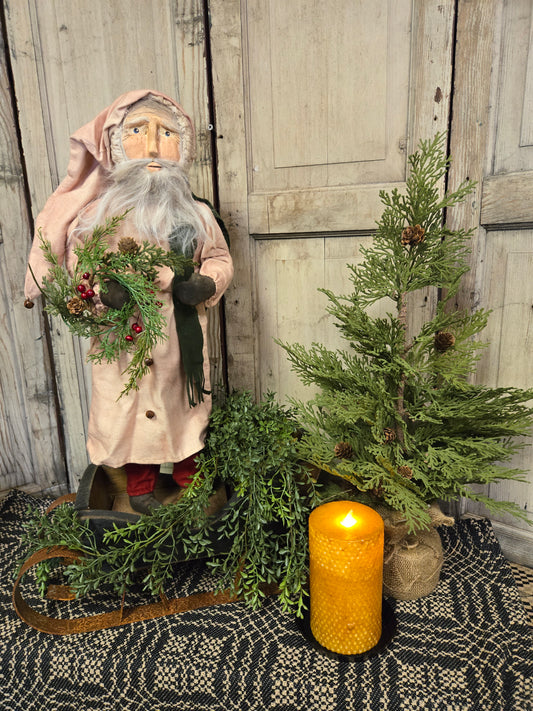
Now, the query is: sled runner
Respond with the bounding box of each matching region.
[13,464,277,635]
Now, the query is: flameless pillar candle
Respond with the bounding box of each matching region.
[309,501,384,655]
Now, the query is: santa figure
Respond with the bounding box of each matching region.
[25,90,233,514]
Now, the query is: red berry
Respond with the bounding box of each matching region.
[134,325,143,334]
[82,272,91,280]
[77,284,86,293]
[80,292,89,300]
[85,289,95,298]
[156,301,163,308]
[125,335,134,342]
[131,323,139,331]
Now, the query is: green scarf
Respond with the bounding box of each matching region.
[171,262,206,407]
[169,200,229,408]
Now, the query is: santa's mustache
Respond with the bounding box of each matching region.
[111,158,185,187]
[73,158,207,255]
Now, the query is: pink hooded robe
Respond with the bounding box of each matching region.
[25,90,233,468]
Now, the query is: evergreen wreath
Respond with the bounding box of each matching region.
[278,133,533,532]
[31,213,194,397]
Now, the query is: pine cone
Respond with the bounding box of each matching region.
[66,296,86,315]
[383,428,396,443]
[434,331,456,352]
[334,441,354,459]
[118,237,140,255]
[398,465,413,479]
[401,224,425,246]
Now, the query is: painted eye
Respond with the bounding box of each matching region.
[133,127,140,134]
[164,130,171,137]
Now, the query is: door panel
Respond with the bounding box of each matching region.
[246,0,406,189]
[491,1,533,174]
[244,0,412,232]
[255,235,393,401]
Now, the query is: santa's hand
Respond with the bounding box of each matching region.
[100,280,131,310]
[173,273,216,306]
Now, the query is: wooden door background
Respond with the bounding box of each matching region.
[211,0,455,398]
[1,1,532,563]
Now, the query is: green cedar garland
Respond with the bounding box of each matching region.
[278,133,533,532]
[31,213,194,397]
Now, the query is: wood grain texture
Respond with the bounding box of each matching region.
[248,184,403,235]
[405,0,455,341]
[209,0,257,391]
[254,234,394,402]
[481,171,533,226]
[0,23,66,496]
[447,0,499,314]
[245,0,410,196]
[491,0,533,174]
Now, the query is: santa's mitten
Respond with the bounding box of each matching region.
[100,279,131,310]
[173,273,215,306]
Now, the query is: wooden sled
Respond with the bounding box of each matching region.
[13,464,277,635]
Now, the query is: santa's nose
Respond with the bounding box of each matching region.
[147,121,159,157]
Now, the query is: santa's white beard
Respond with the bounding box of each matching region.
[73,159,206,255]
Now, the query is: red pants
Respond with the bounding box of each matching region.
[125,453,198,496]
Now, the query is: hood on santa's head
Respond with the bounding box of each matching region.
[76,89,196,174]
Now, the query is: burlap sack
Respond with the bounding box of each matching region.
[379,503,454,601]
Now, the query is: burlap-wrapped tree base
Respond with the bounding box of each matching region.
[380,503,454,601]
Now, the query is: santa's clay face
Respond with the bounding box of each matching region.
[122,107,181,169]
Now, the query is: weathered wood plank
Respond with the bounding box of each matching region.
[447,0,499,313]
[254,234,395,403]
[480,171,533,227]
[209,0,256,392]
[245,0,410,193]
[472,231,533,529]
[0,23,66,495]
[248,184,402,235]
[492,0,533,174]
[405,0,456,341]
[5,0,92,487]
[446,0,502,524]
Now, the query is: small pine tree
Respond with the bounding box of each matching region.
[279,133,533,531]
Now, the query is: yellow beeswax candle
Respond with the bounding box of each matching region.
[309,501,384,655]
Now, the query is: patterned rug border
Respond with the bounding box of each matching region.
[509,562,533,628]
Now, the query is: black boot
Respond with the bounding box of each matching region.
[129,492,162,515]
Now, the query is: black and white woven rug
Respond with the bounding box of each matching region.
[0,489,531,711]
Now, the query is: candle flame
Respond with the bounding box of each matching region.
[340,510,357,528]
